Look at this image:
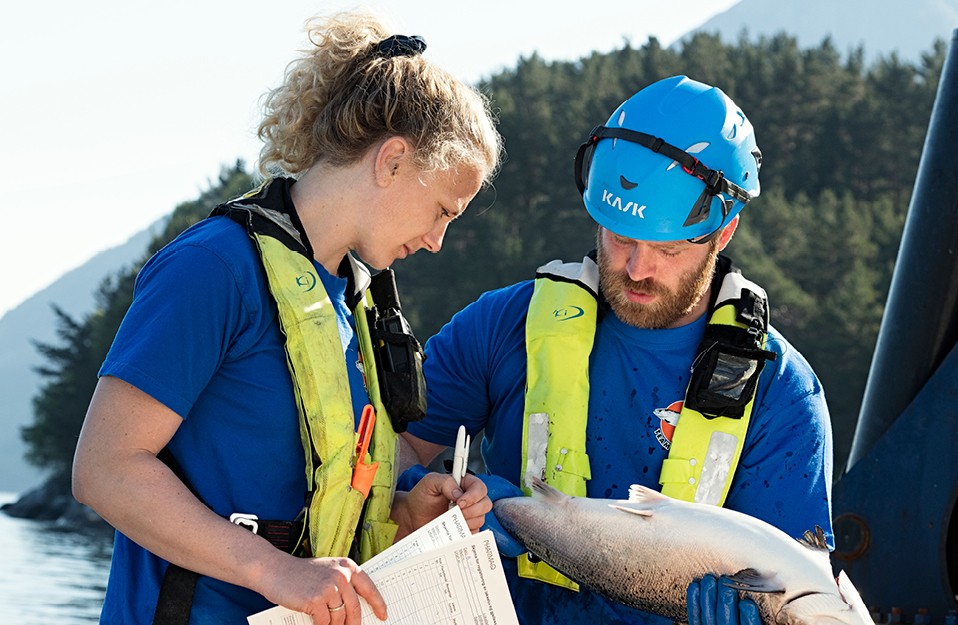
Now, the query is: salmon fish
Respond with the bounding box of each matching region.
[493,479,872,625]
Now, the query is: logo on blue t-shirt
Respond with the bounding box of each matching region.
[653,400,683,450]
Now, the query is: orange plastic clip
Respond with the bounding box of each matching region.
[351,404,379,498]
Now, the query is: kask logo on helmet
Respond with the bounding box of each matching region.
[601,189,645,218]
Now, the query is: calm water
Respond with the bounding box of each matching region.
[0,492,113,624]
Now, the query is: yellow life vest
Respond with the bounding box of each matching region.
[519,253,773,589]
[518,258,600,590]
[218,179,399,562]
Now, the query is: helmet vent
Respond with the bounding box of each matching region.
[667,142,709,171]
[752,147,763,172]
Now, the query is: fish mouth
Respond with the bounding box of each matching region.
[777,589,866,625]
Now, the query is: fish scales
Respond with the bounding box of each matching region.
[493,479,873,625]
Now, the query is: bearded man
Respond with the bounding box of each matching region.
[401,75,833,625]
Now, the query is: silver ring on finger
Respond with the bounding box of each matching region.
[328,602,345,613]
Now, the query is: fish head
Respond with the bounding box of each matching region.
[491,478,634,568]
[491,478,572,547]
[773,571,873,625]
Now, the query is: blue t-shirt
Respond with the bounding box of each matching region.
[98,214,370,624]
[407,274,834,625]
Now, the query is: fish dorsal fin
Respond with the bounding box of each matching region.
[627,484,670,503]
[530,476,569,503]
[724,568,786,594]
[608,503,654,518]
[609,484,667,517]
[797,525,830,552]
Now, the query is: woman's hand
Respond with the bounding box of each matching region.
[257,554,387,624]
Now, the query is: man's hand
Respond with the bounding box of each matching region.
[687,574,763,625]
[392,465,491,537]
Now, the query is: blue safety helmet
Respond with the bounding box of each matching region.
[574,75,762,242]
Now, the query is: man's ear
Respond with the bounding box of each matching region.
[374,136,412,187]
[717,215,739,251]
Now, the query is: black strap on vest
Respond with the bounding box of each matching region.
[152,563,197,625]
[152,448,200,625]
[684,256,777,419]
[210,178,367,312]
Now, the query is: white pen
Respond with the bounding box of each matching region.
[452,425,468,488]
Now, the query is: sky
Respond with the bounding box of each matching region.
[0,0,739,318]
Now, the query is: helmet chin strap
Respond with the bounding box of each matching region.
[685,191,733,244]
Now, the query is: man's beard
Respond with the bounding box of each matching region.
[597,236,719,329]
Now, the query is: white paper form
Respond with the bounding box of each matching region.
[362,504,472,575]
[248,508,518,625]
[359,530,516,625]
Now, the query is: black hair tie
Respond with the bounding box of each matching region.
[375,34,427,58]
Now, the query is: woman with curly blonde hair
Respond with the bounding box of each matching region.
[74,11,502,625]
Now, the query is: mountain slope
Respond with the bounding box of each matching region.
[687,0,957,64]
[0,219,165,492]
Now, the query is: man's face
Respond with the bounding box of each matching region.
[596,227,720,329]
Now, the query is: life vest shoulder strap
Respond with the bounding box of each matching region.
[534,257,600,296]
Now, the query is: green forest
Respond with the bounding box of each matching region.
[23,32,948,490]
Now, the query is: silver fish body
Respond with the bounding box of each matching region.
[493,479,872,625]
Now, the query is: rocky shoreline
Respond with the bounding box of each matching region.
[2,476,110,530]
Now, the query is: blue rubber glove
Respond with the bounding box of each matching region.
[396,463,431,492]
[475,473,526,558]
[687,574,763,625]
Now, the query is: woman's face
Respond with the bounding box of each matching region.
[361,162,484,269]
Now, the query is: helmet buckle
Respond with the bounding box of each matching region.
[681,157,700,177]
[704,169,723,190]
